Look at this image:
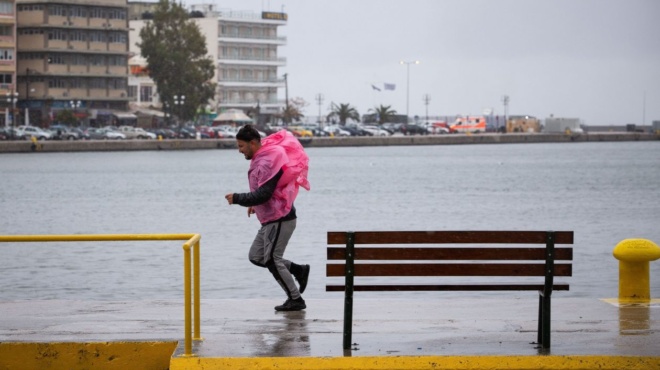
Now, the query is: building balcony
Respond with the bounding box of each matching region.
[218,33,286,45]
[217,77,284,88]
[218,55,286,66]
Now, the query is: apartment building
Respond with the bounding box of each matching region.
[0,0,17,127]
[15,0,131,126]
[129,3,286,122]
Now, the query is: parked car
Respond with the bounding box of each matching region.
[50,125,80,140]
[150,128,177,139]
[117,126,157,139]
[212,125,237,138]
[197,126,215,139]
[70,127,90,140]
[401,124,427,135]
[16,125,52,140]
[86,127,126,140]
[323,126,351,137]
[287,126,313,137]
[362,125,391,136]
[174,126,197,139]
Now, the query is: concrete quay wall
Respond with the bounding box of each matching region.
[0,132,657,153]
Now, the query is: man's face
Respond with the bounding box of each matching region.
[237,139,256,160]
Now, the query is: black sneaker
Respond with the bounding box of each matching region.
[275,297,306,311]
[295,264,310,294]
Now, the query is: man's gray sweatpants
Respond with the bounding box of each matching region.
[248,218,301,299]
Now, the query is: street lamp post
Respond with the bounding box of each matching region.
[6,90,19,139]
[70,100,81,126]
[400,60,419,123]
[174,95,185,127]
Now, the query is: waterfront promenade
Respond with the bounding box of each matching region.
[1,297,658,369]
[0,131,657,153]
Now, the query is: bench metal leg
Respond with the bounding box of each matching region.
[538,292,551,349]
[537,294,543,345]
[343,232,355,350]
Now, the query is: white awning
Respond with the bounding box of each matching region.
[113,112,137,119]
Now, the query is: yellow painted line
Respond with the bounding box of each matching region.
[170,355,660,370]
[0,341,177,370]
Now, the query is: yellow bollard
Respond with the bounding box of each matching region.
[612,239,660,302]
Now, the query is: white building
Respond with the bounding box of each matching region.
[128,3,286,117]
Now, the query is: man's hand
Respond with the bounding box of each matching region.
[247,207,255,217]
[224,193,233,205]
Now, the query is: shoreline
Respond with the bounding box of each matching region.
[0,132,657,153]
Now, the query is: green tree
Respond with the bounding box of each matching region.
[281,97,308,124]
[138,0,215,125]
[369,104,398,125]
[327,103,360,126]
[54,110,78,126]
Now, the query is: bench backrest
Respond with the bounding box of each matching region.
[326,231,573,293]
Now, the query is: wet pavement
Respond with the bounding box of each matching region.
[0,298,658,358]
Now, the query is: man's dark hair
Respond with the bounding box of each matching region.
[236,124,261,142]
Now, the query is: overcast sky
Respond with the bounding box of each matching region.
[200,0,659,125]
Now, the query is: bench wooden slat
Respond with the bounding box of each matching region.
[326,283,571,292]
[327,247,573,261]
[327,230,574,245]
[326,263,572,277]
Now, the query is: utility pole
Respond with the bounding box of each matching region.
[315,93,324,125]
[423,94,431,122]
[502,95,510,130]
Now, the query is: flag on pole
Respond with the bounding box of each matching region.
[384,83,396,91]
[371,84,381,91]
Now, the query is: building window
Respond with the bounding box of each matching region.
[70,30,86,42]
[48,5,67,17]
[0,25,13,37]
[89,7,105,19]
[89,78,106,89]
[0,1,14,15]
[48,79,68,88]
[48,29,67,41]
[89,31,106,42]
[71,54,87,65]
[70,78,86,88]
[139,86,152,102]
[0,73,12,84]
[128,85,137,98]
[18,4,44,11]
[70,6,87,18]
[0,48,13,61]
[48,54,67,64]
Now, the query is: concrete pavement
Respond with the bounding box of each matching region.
[0,297,658,369]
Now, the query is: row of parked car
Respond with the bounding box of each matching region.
[0,121,450,142]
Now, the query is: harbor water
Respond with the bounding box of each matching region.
[1,141,659,301]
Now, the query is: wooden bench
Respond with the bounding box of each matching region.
[326,230,573,350]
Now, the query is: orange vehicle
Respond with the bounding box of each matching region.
[450,116,487,133]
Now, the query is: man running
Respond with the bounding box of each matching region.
[225,125,310,311]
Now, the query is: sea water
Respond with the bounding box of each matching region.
[1,141,659,300]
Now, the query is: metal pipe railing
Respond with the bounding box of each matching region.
[0,233,202,357]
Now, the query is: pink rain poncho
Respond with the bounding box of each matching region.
[248,130,310,224]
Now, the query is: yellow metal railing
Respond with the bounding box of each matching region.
[0,233,202,357]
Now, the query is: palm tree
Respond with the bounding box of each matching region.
[327,103,360,126]
[369,105,397,125]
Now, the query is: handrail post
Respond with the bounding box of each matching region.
[193,238,202,340]
[183,242,193,356]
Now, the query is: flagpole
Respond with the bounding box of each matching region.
[400,60,420,123]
